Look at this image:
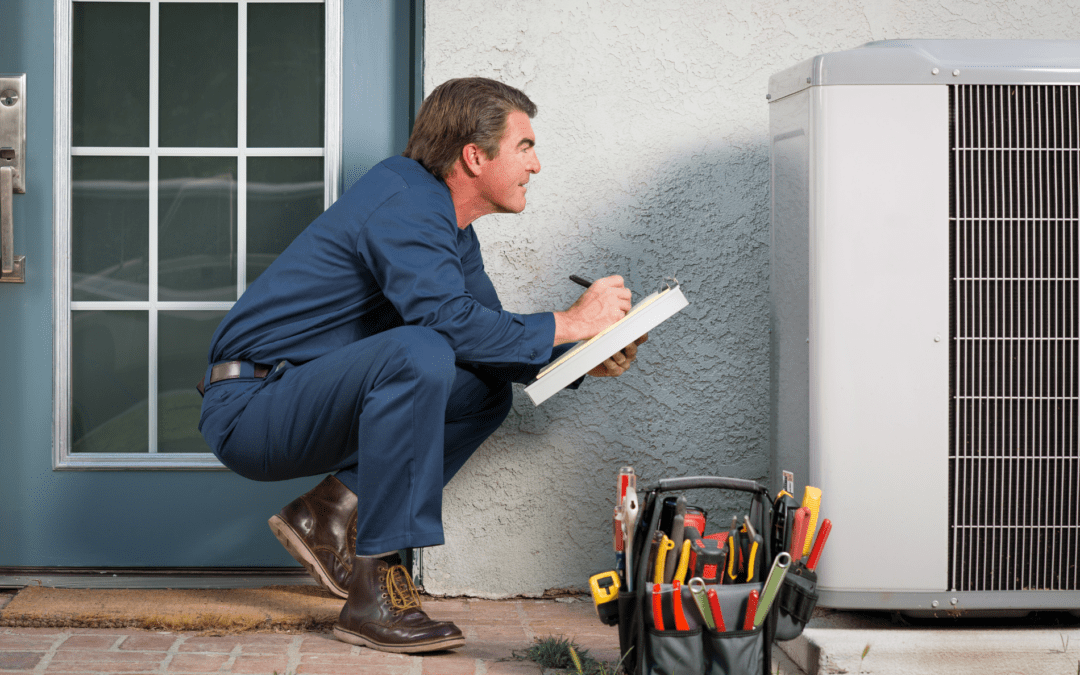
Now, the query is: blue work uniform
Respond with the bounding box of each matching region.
[199,156,570,555]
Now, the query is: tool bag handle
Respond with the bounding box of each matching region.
[652,476,767,495]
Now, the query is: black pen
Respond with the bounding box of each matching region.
[569,274,594,288]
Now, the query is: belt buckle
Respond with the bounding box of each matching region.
[210,361,243,382]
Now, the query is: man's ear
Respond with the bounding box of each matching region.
[459,143,486,177]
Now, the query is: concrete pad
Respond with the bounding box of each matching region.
[779,609,1080,675]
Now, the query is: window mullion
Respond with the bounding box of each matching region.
[148,0,160,453]
[237,0,248,299]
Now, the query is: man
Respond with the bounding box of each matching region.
[198,78,645,654]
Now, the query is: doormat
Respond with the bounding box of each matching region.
[0,585,342,633]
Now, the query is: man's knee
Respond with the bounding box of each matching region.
[381,326,456,388]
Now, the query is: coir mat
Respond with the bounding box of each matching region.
[0,585,342,633]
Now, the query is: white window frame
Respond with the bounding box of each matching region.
[52,0,342,469]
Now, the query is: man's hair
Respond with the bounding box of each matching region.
[402,77,538,179]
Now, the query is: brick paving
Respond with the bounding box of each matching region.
[0,594,802,674]
[0,597,614,675]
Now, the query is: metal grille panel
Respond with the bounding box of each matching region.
[950,84,1080,592]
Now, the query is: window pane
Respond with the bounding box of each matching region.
[159,3,238,147]
[247,3,325,148]
[158,157,238,301]
[72,311,148,453]
[72,156,150,302]
[73,2,150,147]
[246,157,323,285]
[158,311,225,453]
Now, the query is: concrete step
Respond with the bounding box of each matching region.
[779,609,1080,675]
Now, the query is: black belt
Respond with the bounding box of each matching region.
[196,361,271,396]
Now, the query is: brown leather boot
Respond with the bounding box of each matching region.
[333,555,465,653]
[268,474,357,598]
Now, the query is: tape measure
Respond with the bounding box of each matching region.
[588,570,621,625]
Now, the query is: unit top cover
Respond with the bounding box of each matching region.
[768,39,1080,102]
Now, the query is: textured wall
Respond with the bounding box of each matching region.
[419,0,1080,597]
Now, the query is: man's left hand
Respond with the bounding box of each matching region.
[587,333,648,378]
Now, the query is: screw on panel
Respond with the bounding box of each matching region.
[931,600,939,608]
[932,68,940,75]
[952,69,961,76]
[950,597,958,605]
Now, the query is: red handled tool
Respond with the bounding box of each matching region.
[707,588,725,631]
[689,538,725,583]
[652,583,664,630]
[790,507,810,560]
[618,466,636,503]
[807,518,832,571]
[672,580,690,631]
[743,589,759,630]
[684,507,706,537]
[613,506,624,553]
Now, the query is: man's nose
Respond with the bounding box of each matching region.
[529,151,541,174]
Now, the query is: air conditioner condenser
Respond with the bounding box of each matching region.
[769,40,1079,613]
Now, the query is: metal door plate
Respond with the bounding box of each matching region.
[0,74,25,193]
[0,254,24,282]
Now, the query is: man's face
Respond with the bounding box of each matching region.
[477,110,541,214]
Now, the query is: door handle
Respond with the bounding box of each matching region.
[0,73,26,283]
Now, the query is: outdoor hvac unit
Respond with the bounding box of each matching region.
[768,40,1079,613]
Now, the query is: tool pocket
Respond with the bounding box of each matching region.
[644,627,705,675]
[774,563,818,641]
[642,581,765,675]
[702,627,764,675]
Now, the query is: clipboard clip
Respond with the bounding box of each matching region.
[660,275,679,292]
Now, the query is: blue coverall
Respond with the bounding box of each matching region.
[199,156,571,556]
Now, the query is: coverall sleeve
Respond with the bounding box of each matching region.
[357,188,555,366]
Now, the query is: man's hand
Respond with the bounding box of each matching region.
[553,275,632,345]
[588,333,648,377]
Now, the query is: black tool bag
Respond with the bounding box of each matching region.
[774,561,819,641]
[616,476,813,675]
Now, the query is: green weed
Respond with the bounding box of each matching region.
[512,634,629,675]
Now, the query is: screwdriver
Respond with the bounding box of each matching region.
[807,518,833,572]
[743,589,759,630]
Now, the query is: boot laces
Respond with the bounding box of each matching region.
[385,564,422,611]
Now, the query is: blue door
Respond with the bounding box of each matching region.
[0,0,420,581]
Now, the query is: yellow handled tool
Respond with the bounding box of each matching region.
[745,533,761,582]
[654,535,675,585]
[801,486,822,557]
[674,538,692,584]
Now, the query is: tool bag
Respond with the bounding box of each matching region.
[614,476,810,675]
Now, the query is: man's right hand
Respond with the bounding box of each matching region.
[553,275,632,345]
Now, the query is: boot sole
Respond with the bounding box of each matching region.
[332,625,465,653]
[268,514,349,599]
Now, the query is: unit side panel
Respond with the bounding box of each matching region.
[809,85,950,596]
[769,91,812,497]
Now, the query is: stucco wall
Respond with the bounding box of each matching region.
[419,0,1080,597]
